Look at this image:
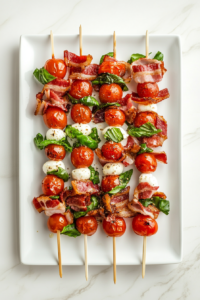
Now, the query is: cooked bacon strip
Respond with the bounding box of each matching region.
[33,195,65,216]
[71,180,100,195]
[93,108,105,124]
[118,94,137,124]
[115,207,136,218]
[156,115,167,136]
[66,195,91,211]
[95,148,126,166]
[141,135,167,148]
[64,209,74,224]
[110,187,130,204]
[128,200,155,219]
[122,153,135,167]
[131,58,167,83]
[64,50,93,68]
[103,55,117,62]
[134,182,159,200]
[131,88,170,105]
[102,56,132,82]
[43,78,71,96]
[152,151,167,164]
[124,136,141,153]
[102,194,113,213]
[86,208,105,221]
[69,64,99,80]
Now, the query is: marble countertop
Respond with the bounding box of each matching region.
[0,0,199,299]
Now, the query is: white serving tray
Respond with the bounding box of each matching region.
[19,34,182,265]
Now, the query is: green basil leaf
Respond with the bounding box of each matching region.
[127,122,162,138]
[68,93,99,107]
[61,224,81,237]
[92,73,128,91]
[65,206,70,210]
[65,126,99,150]
[33,67,56,85]
[88,166,100,184]
[99,52,114,64]
[74,196,99,218]
[127,52,152,64]
[153,51,164,61]
[49,195,60,199]
[47,167,69,182]
[34,133,72,152]
[104,128,123,143]
[108,169,133,194]
[137,143,153,155]
[88,128,101,144]
[93,102,121,114]
[139,199,154,207]
[139,196,170,215]
[68,186,73,190]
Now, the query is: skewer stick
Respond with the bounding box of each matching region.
[57,230,62,278]
[79,24,88,280]
[50,30,55,59]
[142,30,149,279]
[113,31,116,59]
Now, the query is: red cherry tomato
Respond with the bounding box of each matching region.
[134,111,156,128]
[71,104,92,124]
[76,216,98,236]
[137,82,159,98]
[43,107,67,129]
[69,80,93,100]
[135,153,157,173]
[132,214,158,236]
[44,144,66,161]
[99,84,123,103]
[98,62,126,77]
[47,214,68,233]
[101,175,120,193]
[103,217,126,237]
[44,58,67,79]
[101,141,123,160]
[104,108,125,126]
[71,146,94,168]
[42,175,64,196]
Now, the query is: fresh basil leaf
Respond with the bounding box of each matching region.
[88,128,101,144]
[68,186,73,190]
[92,102,121,114]
[34,133,72,152]
[49,195,60,199]
[139,196,170,215]
[137,143,153,155]
[99,52,114,64]
[61,224,81,237]
[92,73,128,91]
[73,141,81,148]
[47,167,69,182]
[127,52,152,64]
[153,51,164,61]
[104,128,123,143]
[88,166,100,184]
[127,122,161,138]
[33,67,56,85]
[68,93,99,107]
[73,196,99,218]
[108,169,133,194]
[65,126,99,150]
[65,206,70,210]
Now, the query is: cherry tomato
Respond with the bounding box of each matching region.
[132,214,158,236]
[103,217,126,237]
[134,111,156,128]
[137,82,159,98]
[43,107,67,129]
[135,153,157,173]
[98,62,126,77]
[71,104,92,124]
[42,175,64,196]
[69,80,93,100]
[101,141,123,160]
[104,108,125,126]
[101,175,120,193]
[71,146,94,168]
[76,216,98,236]
[44,144,66,161]
[47,214,68,233]
[99,84,123,103]
[44,58,67,79]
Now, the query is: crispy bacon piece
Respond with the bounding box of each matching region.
[122,153,135,167]
[122,136,141,166]
[152,151,167,164]
[102,56,132,83]
[134,182,159,200]
[118,94,137,124]
[71,180,100,195]
[64,50,93,68]
[69,64,99,80]
[93,107,105,123]
[32,195,65,216]
[95,148,126,166]
[156,115,167,136]
[131,88,170,105]
[66,195,91,211]
[102,193,113,213]
[86,208,105,221]
[43,78,71,96]
[128,200,155,219]
[131,58,167,83]
[141,135,166,148]
[64,209,74,224]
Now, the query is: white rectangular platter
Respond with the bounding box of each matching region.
[19,34,182,265]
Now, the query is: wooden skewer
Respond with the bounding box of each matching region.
[57,230,62,278]
[142,30,149,279]
[79,24,88,280]
[50,30,55,59]
[113,31,116,59]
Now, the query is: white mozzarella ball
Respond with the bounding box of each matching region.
[138,104,157,113]
[43,161,65,174]
[139,173,158,187]
[102,126,128,140]
[103,163,124,176]
[72,168,91,180]
[72,124,91,136]
[46,129,66,141]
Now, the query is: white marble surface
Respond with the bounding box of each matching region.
[0,0,199,299]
